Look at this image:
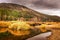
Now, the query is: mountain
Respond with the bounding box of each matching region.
[0,3,60,22]
[0,3,60,40]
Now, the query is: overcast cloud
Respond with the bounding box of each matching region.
[0,0,60,16]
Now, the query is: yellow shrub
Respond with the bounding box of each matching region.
[8,21,31,36]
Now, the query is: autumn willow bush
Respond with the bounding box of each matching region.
[0,8,20,21]
[0,8,34,21]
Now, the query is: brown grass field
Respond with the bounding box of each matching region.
[0,21,60,40]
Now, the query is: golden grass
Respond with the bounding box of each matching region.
[0,21,60,36]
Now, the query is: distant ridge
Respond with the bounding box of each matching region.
[0,3,60,22]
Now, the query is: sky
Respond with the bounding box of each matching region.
[0,0,60,16]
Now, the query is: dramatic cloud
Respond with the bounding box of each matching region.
[0,0,60,9]
[32,0,59,9]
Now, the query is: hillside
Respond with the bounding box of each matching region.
[0,3,60,22]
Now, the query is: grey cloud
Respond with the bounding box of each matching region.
[0,0,60,9]
[32,0,60,9]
